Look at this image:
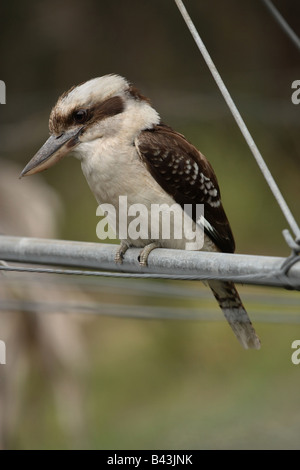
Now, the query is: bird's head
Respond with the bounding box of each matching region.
[20,74,159,177]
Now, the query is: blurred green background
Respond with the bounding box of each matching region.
[0,0,300,449]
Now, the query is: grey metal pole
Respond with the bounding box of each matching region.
[0,235,299,289]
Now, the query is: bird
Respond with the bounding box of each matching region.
[20,74,261,350]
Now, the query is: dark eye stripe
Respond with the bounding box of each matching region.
[49,96,125,134]
[88,95,124,125]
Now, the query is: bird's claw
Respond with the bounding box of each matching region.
[114,242,129,265]
[138,242,161,267]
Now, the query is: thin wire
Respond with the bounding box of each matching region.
[0,263,244,281]
[1,270,211,299]
[3,271,299,305]
[1,293,299,324]
[0,263,299,290]
[261,0,300,52]
[174,0,300,243]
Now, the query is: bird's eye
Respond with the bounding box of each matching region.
[73,109,88,124]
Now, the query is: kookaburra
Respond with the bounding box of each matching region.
[21,74,260,349]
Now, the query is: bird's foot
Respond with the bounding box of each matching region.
[138,242,161,267]
[114,241,130,264]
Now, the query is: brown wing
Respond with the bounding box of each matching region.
[135,124,235,253]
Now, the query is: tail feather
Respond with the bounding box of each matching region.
[208,280,261,349]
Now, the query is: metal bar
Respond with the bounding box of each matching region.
[0,235,299,289]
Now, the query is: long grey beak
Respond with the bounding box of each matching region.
[20,127,82,178]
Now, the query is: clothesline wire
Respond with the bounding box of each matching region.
[261,0,300,52]
[174,0,300,245]
[0,261,299,291]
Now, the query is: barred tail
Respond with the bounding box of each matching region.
[208,280,261,349]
